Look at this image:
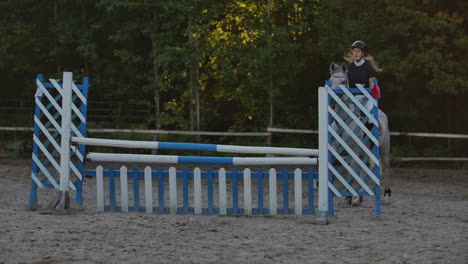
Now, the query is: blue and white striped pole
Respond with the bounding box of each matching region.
[86,152,318,166]
[73,137,318,157]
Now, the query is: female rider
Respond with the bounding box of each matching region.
[345,40,382,124]
[346,40,381,88]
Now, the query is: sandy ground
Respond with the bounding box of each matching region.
[0,158,467,264]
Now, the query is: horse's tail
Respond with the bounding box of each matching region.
[378,109,392,192]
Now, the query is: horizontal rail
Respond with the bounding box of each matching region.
[0,127,34,131]
[0,127,269,136]
[268,127,468,139]
[86,152,319,165]
[2,126,468,139]
[389,132,468,139]
[267,127,318,134]
[72,137,318,156]
[396,157,468,162]
[86,129,270,136]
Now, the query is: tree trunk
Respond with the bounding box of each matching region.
[188,16,195,132]
[267,0,274,128]
[80,0,89,74]
[54,0,60,74]
[188,0,200,141]
[151,9,160,153]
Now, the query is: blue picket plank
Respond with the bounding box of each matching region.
[256,168,264,214]
[109,167,116,212]
[282,169,289,214]
[132,167,140,211]
[182,168,189,214]
[307,169,315,215]
[157,168,165,213]
[207,168,214,214]
[231,168,239,215]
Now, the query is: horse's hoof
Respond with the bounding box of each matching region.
[382,191,392,205]
[346,196,352,205]
[351,196,363,206]
[384,188,392,197]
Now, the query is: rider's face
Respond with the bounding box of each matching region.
[352,48,364,61]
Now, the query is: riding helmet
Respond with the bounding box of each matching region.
[351,40,367,53]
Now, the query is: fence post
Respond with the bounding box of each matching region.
[318,85,329,222]
[58,72,73,209]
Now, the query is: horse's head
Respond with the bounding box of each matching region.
[329,62,348,89]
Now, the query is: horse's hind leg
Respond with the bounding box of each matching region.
[384,187,392,197]
[381,152,392,204]
[351,195,364,206]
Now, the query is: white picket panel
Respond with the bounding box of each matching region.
[120,166,129,213]
[268,168,277,216]
[144,166,153,213]
[169,167,177,214]
[96,165,104,212]
[194,168,202,214]
[294,168,302,216]
[218,168,227,215]
[243,168,252,215]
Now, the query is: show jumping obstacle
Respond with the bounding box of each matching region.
[29,73,88,208]
[28,72,382,220]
